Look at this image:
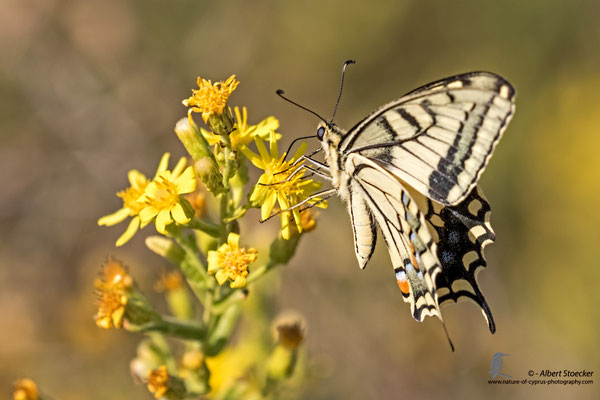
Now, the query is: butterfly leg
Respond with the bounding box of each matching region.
[259,188,336,223]
[285,164,332,182]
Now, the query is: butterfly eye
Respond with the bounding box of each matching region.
[317,126,325,140]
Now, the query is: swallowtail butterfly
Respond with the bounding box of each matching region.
[277,62,515,348]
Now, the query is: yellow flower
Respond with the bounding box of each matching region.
[182,74,239,123]
[147,366,170,399]
[98,153,173,246]
[200,106,279,151]
[95,289,128,329]
[95,257,133,291]
[205,342,262,396]
[139,157,197,235]
[12,379,38,400]
[241,131,327,239]
[207,233,257,288]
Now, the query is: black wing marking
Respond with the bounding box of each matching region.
[410,185,496,333]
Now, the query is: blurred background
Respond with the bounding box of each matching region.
[2,0,599,399]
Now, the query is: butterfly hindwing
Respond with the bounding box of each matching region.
[339,72,515,206]
[346,153,442,322]
[410,185,496,332]
[348,189,377,270]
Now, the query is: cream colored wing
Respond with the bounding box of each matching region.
[339,72,515,206]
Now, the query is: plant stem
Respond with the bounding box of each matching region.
[128,316,206,340]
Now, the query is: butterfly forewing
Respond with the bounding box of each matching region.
[340,72,515,206]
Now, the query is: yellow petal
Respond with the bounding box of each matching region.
[240,146,265,169]
[143,181,159,198]
[261,191,278,220]
[172,157,187,177]
[171,202,190,224]
[254,116,279,139]
[200,127,220,146]
[98,207,130,226]
[277,193,290,210]
[292,208,303,232]
[281,212,291,240]
[128,169,148,189]
[215,269,229,285]
[155,209,173,234]
[255,137,271,162]
[139,206,159,224]
[234,106,245,128]
[230,275,246,288]
[227,233,240,249]
[269,130,278,157]
[207,251,220,272]
[175,167,197,194]
[292,141,308,161]
[115,217,140,246]
[155,153,171,177]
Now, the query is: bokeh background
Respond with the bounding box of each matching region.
[2,0,599,399]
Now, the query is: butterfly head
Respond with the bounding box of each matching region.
[316,121,344,145]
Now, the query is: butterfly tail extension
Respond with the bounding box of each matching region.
[346,154,443,323]
[412,185,497,333]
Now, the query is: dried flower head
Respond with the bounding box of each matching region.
[183,75,239,123]
[95,289,128,329]
[147,365,170,399]
[154,270,184,293]
[95,257,133,291]
[274,313,306,350]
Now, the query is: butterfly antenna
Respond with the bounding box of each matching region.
[276,89,329,125]
[330,59,356,124]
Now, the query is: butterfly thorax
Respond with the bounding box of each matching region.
[318,123,351,199]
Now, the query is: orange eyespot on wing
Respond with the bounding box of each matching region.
[395,269,410,294]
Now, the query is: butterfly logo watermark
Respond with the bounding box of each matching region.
[489,352,512,379]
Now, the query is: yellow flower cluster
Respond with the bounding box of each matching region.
[98,153,196,246]
[242,131,327,239]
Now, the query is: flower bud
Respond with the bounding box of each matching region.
[195,158,225,194]
[174,118,213,162]
[145,236,185,264]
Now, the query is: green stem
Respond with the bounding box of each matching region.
[171,233,214,290]
[246,261,275,285]
[128,316,206,340]
[187,218,222,237]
